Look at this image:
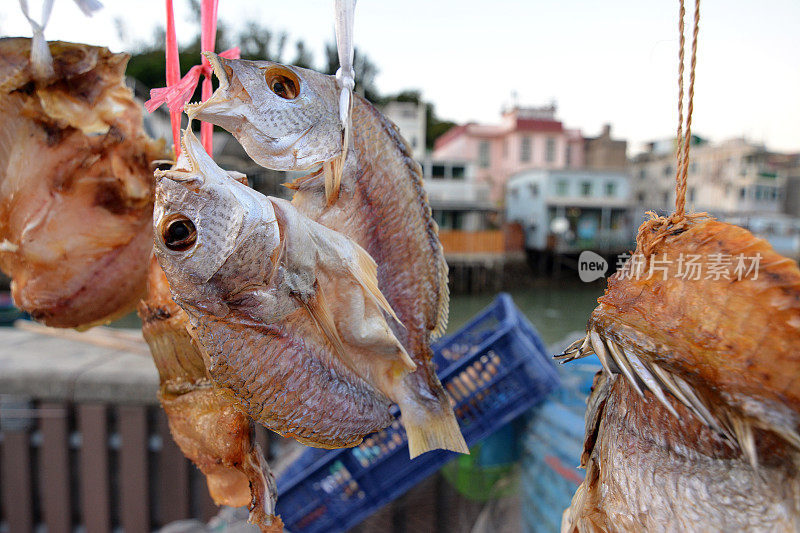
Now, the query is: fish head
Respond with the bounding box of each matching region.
[153,128,280,315]
[186,53,342,171]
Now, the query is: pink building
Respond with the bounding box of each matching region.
[432,105,584,205]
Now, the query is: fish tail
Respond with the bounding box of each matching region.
[396,373,468,458]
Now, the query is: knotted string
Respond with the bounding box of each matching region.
[673,0,700,220]
[325,0,356,204]
[145,0,240,157]
[18,0,102,80]
[636,0,702,255]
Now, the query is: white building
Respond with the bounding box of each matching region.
[420,159,494,231]
[506,169,634,252]
[631,137,787,217]
[382,100,427,160]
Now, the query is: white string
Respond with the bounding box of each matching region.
[334,0,356,141]
[18,0,103,80]
[19,0,55,79]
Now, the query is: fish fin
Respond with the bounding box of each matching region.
[283,168,323,192]
[430,252,450,340]
[300,283,346,359]
[348,246,402,326]
[554,335,594,363]
[396,376,468,458]
[323,158,343,206]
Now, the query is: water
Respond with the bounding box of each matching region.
[108,280,606,348]
[446,281,605,347]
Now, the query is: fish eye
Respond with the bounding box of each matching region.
[161,215,197,252]
[265,68,300,100]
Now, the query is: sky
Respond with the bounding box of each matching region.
[2,0,798,153]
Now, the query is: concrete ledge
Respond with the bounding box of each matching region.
[0,322,158,405]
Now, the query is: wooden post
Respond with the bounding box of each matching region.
[39,401,71,533]
[78,404,111,533]
[156,410,191,525]
[118,406,150,532]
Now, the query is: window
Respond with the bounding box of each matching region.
[605,182,616,197]
[739,187,746,199]
[637,192,645,203]
[528,183,539,197]
[545,137,556,163]
[478,141,490,168]
[431,164,446,179]
[664,165,673,176]
[451,165,465,179]
[581,181,592,196]
[556,180,568,195]
[433,210,464,230]
[638,169,646,180]
[520,136,532,162]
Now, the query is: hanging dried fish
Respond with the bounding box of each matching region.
[558,216,800,531]
[152,128,419,449]
[139,257,281,532]
[186,55,466,457]
[0,38,167,328]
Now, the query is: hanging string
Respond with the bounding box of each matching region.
[163,0,181,154]
[145,0,240,158]
[18,0,103,80]
[635,0,703,256]
[673,0,700,219]
[324,0,356,204]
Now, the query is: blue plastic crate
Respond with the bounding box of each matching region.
[521,357,601,533]
[275,293,560,533]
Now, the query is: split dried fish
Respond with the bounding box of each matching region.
[558,216,800,531]
[0,37,167,328]
[187,55,467,457]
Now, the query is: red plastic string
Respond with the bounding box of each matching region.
[199,0,218,154]
[145,0,239,157]
[164,0,180,154]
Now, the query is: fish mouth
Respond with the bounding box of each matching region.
[185,52,229,119]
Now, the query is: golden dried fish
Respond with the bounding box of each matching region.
[187,55,467,457]
[153,128,416,449]
[558,216,800,531]
[0,37,166,328]
[139,257,281,532]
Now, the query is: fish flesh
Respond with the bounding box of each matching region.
[138,256,281,532]
[557,216,800,531]
[153,128,417,449]
[187,55,467,457]
[0,38,166,328]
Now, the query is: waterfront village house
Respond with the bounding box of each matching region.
[506,169,634,253]
[631,137,789,217]
[420,158,494,233]
[432,105,585,206]
[631,137,800,257]
[381,100,427,161]
[382,99,497,238]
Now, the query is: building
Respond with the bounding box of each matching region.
[584,124,628,170]
[381,100,427,160]
[506,169,634,252]
[420,158,494,232]
[432,105,585,205]
[631,137,788,217]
